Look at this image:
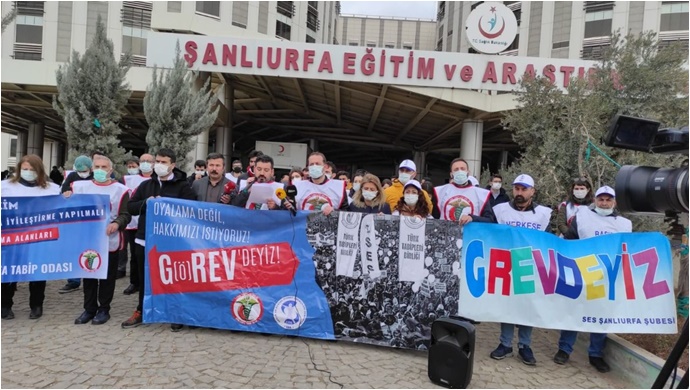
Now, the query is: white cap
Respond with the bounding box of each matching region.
[595,185,616,198]
[404,179,422,192]
[468,176,479,186]
[399,159,416,172]
[513,174,535,188]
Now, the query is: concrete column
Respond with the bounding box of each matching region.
[27,123,45,158]
[309,139,319,153]
[185,72,212,171]
[16,131,28,161]
[500,150,509,170]
[215,80,234,165]
[460,119,483,178]
[413,150,426,179]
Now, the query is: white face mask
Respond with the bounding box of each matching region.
[404,194,419,206]
[139,162,153,173]
[309,165,324,179]
[20,169,37,182]
[291,177,302,183]
[195,170,205,176]
[127,168,139,175]
[352,183,361,192]
[154,163,171,177]
[453,170,468,185]
[362,190,377,200]
[77,171,91,179]
[595,206,614,216]
[398,172,412,184]
[491,182,502,190]
[573,189,588,200]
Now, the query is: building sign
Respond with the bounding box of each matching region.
[465,2,519,54]
[147,32,597,92]
[255,141,308,170]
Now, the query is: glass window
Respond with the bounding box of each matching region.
[306,35,316,43]
[584,10,613,38]
[349,42,359,46]
[15,24,42,44]
[661,2,689,31]
[196,1,220,17]
[276,20,291,40]
[277,1,294,18]
[9,139,17,158]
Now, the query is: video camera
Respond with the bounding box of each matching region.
[603,114,688,214]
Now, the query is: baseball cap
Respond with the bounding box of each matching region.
[74,155,93,172]
[513,174,534,188]
[468,176,479,186]
[404,179,422,192]
[399,159,416,172]
[595,185,616,198]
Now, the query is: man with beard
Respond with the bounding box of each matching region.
[229,154,285,210]
[433,158,495,223]
[192,153,230,203]
[490,174,553,366]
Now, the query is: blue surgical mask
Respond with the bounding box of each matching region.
[139,162,153,173]
[93,169,109,183]
[453,170,468,185]
[309,165,324,179]
[352,183,361,192]
[20,169,37,182]
[127,168,139,175]
[595,206,614,216]
[398,172,412,184]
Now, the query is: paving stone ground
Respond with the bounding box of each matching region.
[1,279,634,389]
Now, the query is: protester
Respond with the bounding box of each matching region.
[192,153,230,203]
[68,155,131,325]
[337,171,351,189]
[293,152,349,214]
[187,159,207,186]
[486,174,510,207]
[50,165,64,186]
[384,160,433,214]
[381,178,392,190]
[490,174,553,365]
[555,177,594,236]
[59,155,95,294]
[1,155,60,320]
[348,174,391,214]
[117,156,140,280]
[239,150,263,181]
[229,159,243,179]
[120,148,197,332]
[288,167,303,185]
[230,155,285,209]
[348,170,366,199]
[325,161,337,179]
[392,180,431,218]
[119,153,154,295]
[433,158,494,223]
[554,185,631,373]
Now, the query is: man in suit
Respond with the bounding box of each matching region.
[191,153,230,203]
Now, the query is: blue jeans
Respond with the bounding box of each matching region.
[558,331,607,357]
[499,323,533,348]
[67,278,80,287]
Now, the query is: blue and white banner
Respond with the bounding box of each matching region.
[460,223,677,333]
[1,195,110,282]
[143,198,335,339]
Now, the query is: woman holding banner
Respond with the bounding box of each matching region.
[347,174,391,215]
[1,155,61,320]
[392,180,432,219]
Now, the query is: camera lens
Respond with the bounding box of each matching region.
[615,165,689,213]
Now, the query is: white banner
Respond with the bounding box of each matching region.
[336,212,362,277]
[359,214,380,278]
[398,216,426,282]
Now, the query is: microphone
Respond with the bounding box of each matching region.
[224,181,236,195]
[286,184,297,205]
[275,187,296,216]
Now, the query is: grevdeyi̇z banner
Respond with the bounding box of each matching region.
[143,198,335,339]
[1,195,111,282]
[459,223,677,334]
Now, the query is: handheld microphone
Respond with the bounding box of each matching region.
[276,187,296,216]
[224,180,236,195]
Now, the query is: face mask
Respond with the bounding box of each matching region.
[398,172,412,184]
[154,163,170,177]
[453,170,468,185]
[195,170,205,176]
[491,182,502,190]
[404,194,419,206]
[595,206,614,216]
[77,171,91,179]
[127,168,139,175]
[139,162,153,173]
[232,166,242,173]
[352,183,361,192]
[292,177,302,183]
[93,169,109,183]
[309,165,324,179]
[362,190,377,200]
[573,189,588,200]
[20,169,37,182]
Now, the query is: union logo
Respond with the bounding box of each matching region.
[301,193,332,211]
[231,293,264,326]
[79,249,102,272]
[273,296,307,330]
[443,195,475,221]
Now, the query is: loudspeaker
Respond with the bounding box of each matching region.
[428,317,476,389]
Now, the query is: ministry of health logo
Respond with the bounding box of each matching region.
[465,2,518,54]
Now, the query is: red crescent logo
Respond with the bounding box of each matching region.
[278,145,285,153]
[478,17,505,39]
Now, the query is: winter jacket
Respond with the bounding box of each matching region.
[383,179,433,214]
[485,186,511,208]
[127,168,197,240]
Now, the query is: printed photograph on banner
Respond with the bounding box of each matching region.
[308,211,463,350]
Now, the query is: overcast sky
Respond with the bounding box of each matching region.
[339,1,438,20]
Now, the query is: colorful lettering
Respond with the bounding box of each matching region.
[488,248,511,296]
[631,248,670,299]
[511,247,535,294]
[576,254,605,300]
[555,253,582,299]
[464,240,485,298]
[533,249,557,295]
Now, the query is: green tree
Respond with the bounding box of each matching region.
[501,30,688,230]
[143,42,218,170]
[1,9,17,33]
[53,15,132,172]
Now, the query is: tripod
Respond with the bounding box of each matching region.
[651,319,688,389]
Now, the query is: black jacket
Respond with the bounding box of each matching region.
[485,186,511,208]
[62,171,93,193]
[127,168,197,239]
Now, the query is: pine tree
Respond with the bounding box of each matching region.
[144,42,218,170]
[53,15,132,172]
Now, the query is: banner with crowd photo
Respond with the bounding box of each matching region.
[1,195,111,282]
[460,223,678,334]
[310,211,463,350]
[143,198,335,339]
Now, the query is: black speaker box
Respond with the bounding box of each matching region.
[428,317,476,389]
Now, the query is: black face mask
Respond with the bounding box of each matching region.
[232,166,242,173]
